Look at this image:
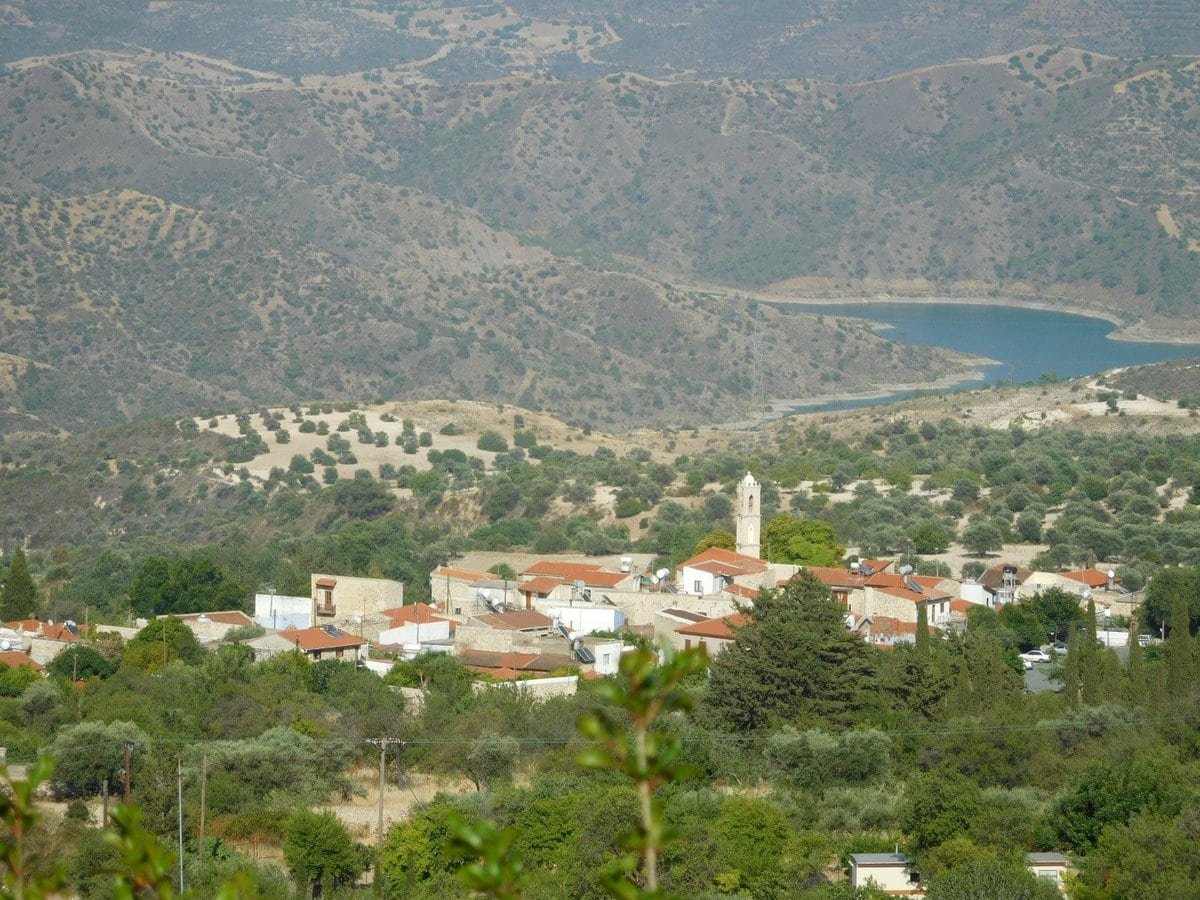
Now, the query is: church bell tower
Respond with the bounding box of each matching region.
[736,472,761,559]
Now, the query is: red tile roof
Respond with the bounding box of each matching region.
[458,649,572,673]
[0,650,43,671]
[520,561,630,588]
[804,567,870,589]
[866,573,954,603]
[723,583,760,600]
[1063,568,1119,589]
[950,599,975,613]
[432,566,491,582]
[679,547,768,576]
[675,613,752,640]
[472,610,553,631]
[5,620,80,641]
[521,560,604,578]
[518,576,565,595]
[280,626,365,652]
[314,577,337,588]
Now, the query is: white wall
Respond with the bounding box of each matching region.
[549,607,624,635]
[254,593,312,630]
[377,620,452,646]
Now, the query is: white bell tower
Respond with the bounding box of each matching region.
[736,472,761,559]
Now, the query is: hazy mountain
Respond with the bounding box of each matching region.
[1,3,1198,432]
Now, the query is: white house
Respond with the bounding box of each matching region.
[1025,851,1069,892]
[677,547,771,597]
[849,853,922,896]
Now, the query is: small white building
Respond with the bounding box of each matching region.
[677,547,771,597]
[1025,851,1069,892]
[549,606,624,636]
[849,853,922,896]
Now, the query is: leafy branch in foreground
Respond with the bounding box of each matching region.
[447,815,527,900]
[0,757,66,899]
[576,646,708,898]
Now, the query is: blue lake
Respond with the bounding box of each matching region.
[773,301,1200,412]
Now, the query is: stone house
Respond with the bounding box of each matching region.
[311,574,405,640]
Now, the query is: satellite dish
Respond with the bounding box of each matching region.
[899,565,913,575]
[656,568,670,580]
[1107,569,1116,579]
[0,640,9,651]
[1082,589,1092,600]
[650,576,660,585]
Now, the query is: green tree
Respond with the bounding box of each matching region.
[901,769,983,850]
[0,548,37,620]
[476,431,509,453]
[121,617,206,672]
[330,477,395,519]
[46,645,117,681]
[464,733,519,791]
[961,521,1004,557]
[283,808,367,896]
[909,520,952,554]
[692,529,736,556]
[1165,590,1195,697]
[761,514,844,566]
[49,721,150,798]
[1050,752,1185,852]
[129,554,245,617]
[926,855,1060,900]
[1077,814,1200,898]
[705,572,878,730]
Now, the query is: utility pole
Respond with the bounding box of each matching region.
[198,753,208,854]
[122,742,132,803]
[176,757,185,892]
[102,778,109,824]
[375,740,387,894]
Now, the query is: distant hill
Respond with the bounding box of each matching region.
[4,0,1200,81]
[2,6,1200,432]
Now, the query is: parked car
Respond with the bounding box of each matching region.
[1051,641,1068,654]
[1137,634,1153,647]
[1020,649,1052,664]
[1022,658,1033,671]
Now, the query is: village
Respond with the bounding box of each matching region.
[1,474,1136,688]
[0,475,1138,894]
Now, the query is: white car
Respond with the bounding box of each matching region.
[1020,649,1052,664]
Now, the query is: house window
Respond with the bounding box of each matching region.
[693,580,703,594]
[684,639,692,649]
[335,648,344,659]
[699,640,708,653]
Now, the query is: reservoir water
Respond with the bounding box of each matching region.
[774,301,1200,412]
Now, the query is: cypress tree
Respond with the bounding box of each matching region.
[1165,592,1194,698]
[915,602,930,661]
[1081,597,1101,704]
[0,547,37,621]
[1063,626,1081,705]
[1126,609,1146,707]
